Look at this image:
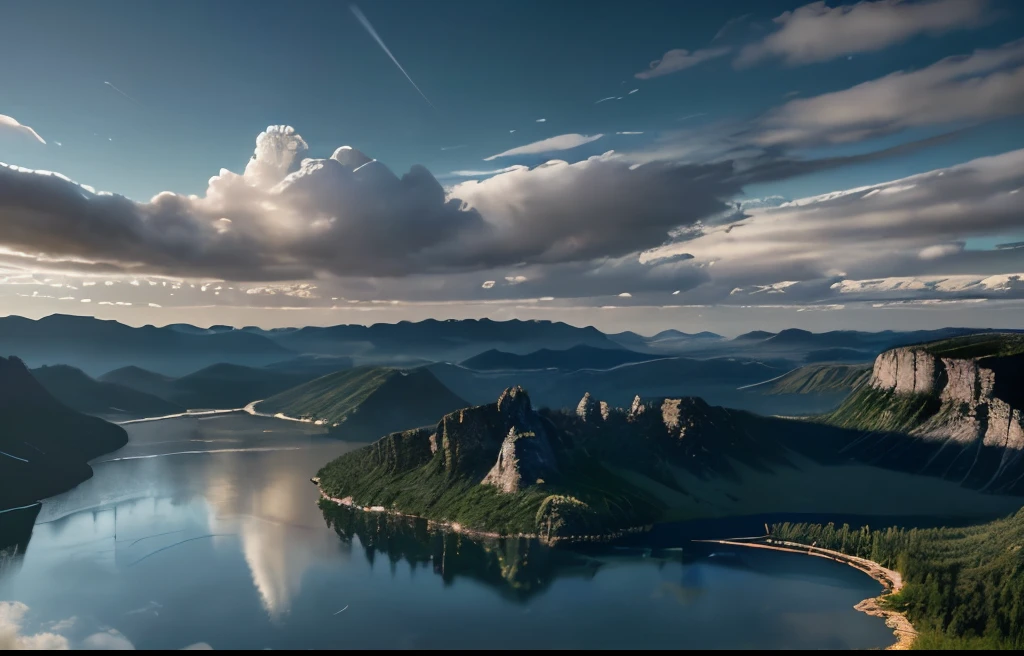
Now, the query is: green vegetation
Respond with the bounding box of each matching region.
[258,366,467,439]
[757,363,870,395]
[824,385,941,433]
[771,510,1024,649]
[317,425,663,537]
[919,333,1024,359]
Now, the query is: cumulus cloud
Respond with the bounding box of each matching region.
[0,602,69,650]
[755,39,1024,145]
[642,149,1024,303]
[635,47,730,79]
[0,127,749,280]
[0,127,480,279]
[483,134,604,161]
[0,115,46,145]
[737,0,992,67]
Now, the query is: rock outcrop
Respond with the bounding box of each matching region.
[829,337,1024,492]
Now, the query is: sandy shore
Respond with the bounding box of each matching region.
[698,538,917,650]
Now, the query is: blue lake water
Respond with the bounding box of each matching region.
[0,414,894,650]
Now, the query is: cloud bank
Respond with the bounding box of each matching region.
[737,0,992,67]
[756,39,1024,145]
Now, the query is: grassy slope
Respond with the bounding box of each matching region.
[258,366,468,439]
[761,363,871,395]
[772,508,1024,649]
[919,333,1024,359]
[32,365,181,416]
[257,366,398,421]
[824,386,941,433]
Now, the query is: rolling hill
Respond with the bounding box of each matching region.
[101,362,331,410]
[745,363,871,395]
[255,366,468,440]
[30,365,181,417]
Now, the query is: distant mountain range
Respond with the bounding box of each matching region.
[0,314,291,376]
[4,313,1024,379]
[460,345,662,372]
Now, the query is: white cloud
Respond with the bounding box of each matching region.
[504,275,527,285]
[483,134,604,161]
[737,0,992,67]
[635,47,730,79]
[595,97,618,104]
[450,165,527,177]
[81,629,134,650]
[0,115,46,145]
[618,292,632,297]
[628,89,639,95]
[481,280,495,289]
[536,118,546,123]
[616,132,644,135]
[0,602,70,650]
[756,39,1024,146]
[244,283,318,298]
[642,149,1024,302]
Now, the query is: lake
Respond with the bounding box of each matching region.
[0,414,895,650]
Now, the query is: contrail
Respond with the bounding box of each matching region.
[104,81,142,106]
[350,4,435,109]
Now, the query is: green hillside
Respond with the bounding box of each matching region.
[754,363,871,395]
[772,509,1024,649]
[919,333,1024,359]
[31,364,181,417]
[256,366,468,440]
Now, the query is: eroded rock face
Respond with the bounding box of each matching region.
[627,395,647,421]
[482,426,557,493]
[575,392,610,423]
[871,348,942,396]
[859,346,1024,490]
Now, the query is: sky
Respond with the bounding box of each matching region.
[1,0,1023,335]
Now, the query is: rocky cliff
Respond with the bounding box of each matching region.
[315,384,796,541]
[826,334,1024,492]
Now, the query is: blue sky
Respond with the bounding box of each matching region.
[1,0,1023,333]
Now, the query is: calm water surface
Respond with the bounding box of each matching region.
[0,414,894,650]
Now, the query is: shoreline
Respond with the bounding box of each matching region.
[313,479,651,545]
[697,538,917,650]
[117,402,322,426]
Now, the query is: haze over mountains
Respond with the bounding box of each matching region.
[5,313,1021,378]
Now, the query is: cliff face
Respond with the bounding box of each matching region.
[867,347,1024,452]
[829,339,1024,492]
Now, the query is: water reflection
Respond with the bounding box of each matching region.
[320,503,600,601]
